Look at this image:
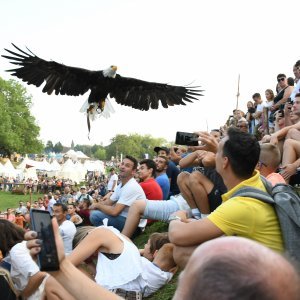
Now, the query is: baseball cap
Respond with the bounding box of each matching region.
[80,186,86,190]
[154,146,170,154]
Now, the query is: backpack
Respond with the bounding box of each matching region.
[232,176,300,261]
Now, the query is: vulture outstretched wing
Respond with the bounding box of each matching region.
[2,43,100,97]
[110,75,202,111]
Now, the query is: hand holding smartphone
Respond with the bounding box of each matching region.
[175,131,199,146]
[30,209,60,271]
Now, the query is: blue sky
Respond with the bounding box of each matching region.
[1,0,299,146]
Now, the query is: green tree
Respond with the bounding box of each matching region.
[0,77,43,156]
[94,148,106,160]
[45,140,54,153]
[53,142,63,153]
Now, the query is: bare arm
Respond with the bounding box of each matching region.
[21,272,47,298]
[90,202,126,217]
[168,212,224,246]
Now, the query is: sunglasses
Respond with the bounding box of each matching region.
[277,77,285,82]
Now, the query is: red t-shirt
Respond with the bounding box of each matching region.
[140,178,163,200]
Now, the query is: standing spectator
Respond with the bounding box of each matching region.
[53,203,76,255]
[107,168,118,192]
[262,89,275,134]
[47,193,57,216]
[290,60,300,102]
[271,74,293,111]
[245,100,256,134]
[89,155,146,231]
[252,93,264,136]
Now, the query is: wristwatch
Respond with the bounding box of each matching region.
[168,215,182,222]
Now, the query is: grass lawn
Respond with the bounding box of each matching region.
[0,191,178,299]
[0,191,43,212]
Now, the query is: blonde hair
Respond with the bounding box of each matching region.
[260,143,281,170]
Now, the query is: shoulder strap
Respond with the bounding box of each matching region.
[232,187,274,204]
[231,175,275,204]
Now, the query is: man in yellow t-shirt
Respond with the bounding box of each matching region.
[168,128,283,268]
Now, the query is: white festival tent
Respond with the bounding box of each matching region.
[58,159,84,183]
[83,160,105,173]
[76,151,89,159]
[16,157,38,180]
[46,159,62,177]
[2,159,19,177]
[0,162,6,176]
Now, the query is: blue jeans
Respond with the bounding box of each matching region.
[90,210,127,232]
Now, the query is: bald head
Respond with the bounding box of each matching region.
[174,237,300,300]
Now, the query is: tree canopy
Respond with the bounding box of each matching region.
[0,77,43,156]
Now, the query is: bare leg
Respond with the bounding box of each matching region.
[282,139,300,165]
[189,172,213,214]
[173,245,197,269]
[177,172,197,209]
[121,200,146,238]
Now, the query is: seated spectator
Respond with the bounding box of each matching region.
[53,203,76,255]
[107,168,118,193]
[69,224,176,298]
[121,194,190,238]
[173,237,300,300]
[15,201,27,216]
[154,156,170,200]
[14,212,26,228]
[37,198,46,210]
[77,199,92,226]
[67,204,83,227]
[177,134,226,219]
[257,143,285,185]
[77,186,93,204]
[4,208,15,223]
[89,156,146,232]
[0,220,72,300]
[169,128,283,268]
[154,146,180,198]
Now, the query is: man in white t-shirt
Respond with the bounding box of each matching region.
[252,93,264,127]
[290,60,300,102]
[107,168,118,192]
[89,155,146,231]
[53,203,76,255]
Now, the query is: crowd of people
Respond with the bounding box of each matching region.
[1,59,300,299]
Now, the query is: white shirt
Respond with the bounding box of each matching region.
[47,198,57,216]
[110,178,146,218]
[59,220,76,255]
[95,226,145,292]
[107,173,118,191]
[291,80,300,101]
[141,257,173,297]
[255,103,264,126]
[6,241,43,300]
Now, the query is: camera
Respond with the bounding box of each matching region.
[175,132,199,146]
[248,107,256,113]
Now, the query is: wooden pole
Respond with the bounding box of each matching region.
[236,74,240,110]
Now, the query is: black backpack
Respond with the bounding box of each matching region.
[232,177,300,261]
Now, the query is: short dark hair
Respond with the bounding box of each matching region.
[287,77,294,86]
[139,159,157,177]
[277,73,286,79]
[223,127,260,178]
[252,93,261,99]
[294,60,300,68]
[295,93,300,98]
[53,202,68,212]
[124,155,138,170]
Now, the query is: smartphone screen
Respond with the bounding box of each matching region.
[175,131,199,146]
[30,209,59,271]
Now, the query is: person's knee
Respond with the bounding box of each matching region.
[89,210,104,226]
[173,245,194,269]
[177,172,189,186]
[130,200,146,215]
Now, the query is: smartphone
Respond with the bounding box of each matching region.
[30,209,59,271]
[287,97,293,105]
[175,131,199,146]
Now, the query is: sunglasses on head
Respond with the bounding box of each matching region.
[277,77,285,82]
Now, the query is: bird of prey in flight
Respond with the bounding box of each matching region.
[2,44,203,132]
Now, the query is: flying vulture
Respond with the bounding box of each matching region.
[2,44,203,131]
